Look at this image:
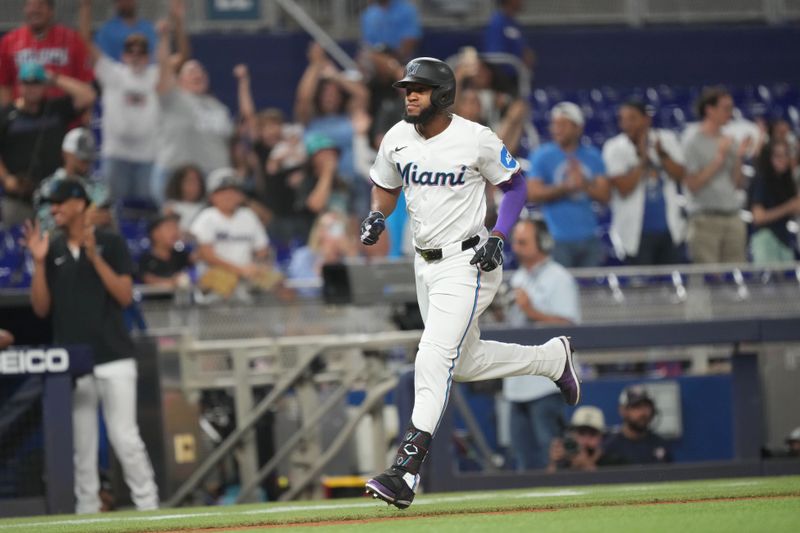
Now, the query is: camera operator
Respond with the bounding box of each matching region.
[547,406,605,472]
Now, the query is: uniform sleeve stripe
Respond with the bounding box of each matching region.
[370,178,402,192]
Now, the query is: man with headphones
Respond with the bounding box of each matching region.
[361,57,579,509]
[503,218,581,470]
[599,385,672,465]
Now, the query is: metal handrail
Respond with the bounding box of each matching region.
[165,345,319,507]
[278,374,399,502]
[167,329,422,507]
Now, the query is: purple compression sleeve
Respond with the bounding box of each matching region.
[492,170,527,240]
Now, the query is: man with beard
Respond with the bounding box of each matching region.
[360,57,580,509]
[600,385,672,466]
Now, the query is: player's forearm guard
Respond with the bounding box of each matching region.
[493,170,527,239]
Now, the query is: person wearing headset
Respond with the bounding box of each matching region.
[502,217,581,470]
[599,385,672,465]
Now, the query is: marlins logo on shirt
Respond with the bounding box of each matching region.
[500,145,517,170]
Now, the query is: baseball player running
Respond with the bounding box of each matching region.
[361,57,580,509]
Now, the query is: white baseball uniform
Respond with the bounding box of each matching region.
[370,114,568,434]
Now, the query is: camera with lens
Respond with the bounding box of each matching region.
[563,436,579,457]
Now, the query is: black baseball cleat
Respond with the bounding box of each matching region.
[554,336,581,406]
[365,467,418,510]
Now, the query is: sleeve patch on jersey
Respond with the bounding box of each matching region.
[500,145,518,170]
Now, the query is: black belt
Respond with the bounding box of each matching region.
[415,235,480,262]
[693,210,739,217]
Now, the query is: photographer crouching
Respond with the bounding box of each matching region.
[547,406,605,472]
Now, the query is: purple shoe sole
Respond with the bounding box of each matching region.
[365,479,395,502]
[555,336,581,406]
[365,479,413,509]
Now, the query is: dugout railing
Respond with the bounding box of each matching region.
[3,261,799,512]
[156,261,800,505]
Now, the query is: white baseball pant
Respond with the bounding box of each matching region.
[72,358,159,514]
[410,245,566,435]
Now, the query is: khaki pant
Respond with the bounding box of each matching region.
[687,213,747,264]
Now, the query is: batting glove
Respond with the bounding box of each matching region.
[470,236,504,272]
[360,211,386,245]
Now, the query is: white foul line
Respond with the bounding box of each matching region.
[0,490,584,530]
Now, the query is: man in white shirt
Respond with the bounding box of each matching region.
[190,168,269,288]
[79,1,169,203]
[503,218,581,470]
[95,33,159,202]
[602,101,686,264]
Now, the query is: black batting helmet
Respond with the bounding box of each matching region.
[393,57,456,109]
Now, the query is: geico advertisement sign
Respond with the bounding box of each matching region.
[0,348,70,375]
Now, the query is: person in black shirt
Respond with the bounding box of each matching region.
[138,212,192,287]
[749,140,800,264]
[22,180,158,513]
[0,61,95,226]
[599,385,672,466]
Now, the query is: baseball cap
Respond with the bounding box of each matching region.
[147,213,180,235]
[570,406,606,432]
[786,426,800,444]
[551,101,585,127]
[305,132,338,157]
[207,167,244,194]
[48,179,90,204]
[18,62,48,83]
[618,385,655,408]
[62,128,96,162]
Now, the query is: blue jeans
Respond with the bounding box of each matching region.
[509,392,564,470]
[149,165,173,206]
[102,157,154,203]
[552,238,605,268]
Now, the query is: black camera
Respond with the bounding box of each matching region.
[563,437,579,457]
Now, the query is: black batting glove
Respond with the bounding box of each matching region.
[360,211,386,245]
[470,236,504,272]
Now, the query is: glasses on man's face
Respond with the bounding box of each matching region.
[124,47,148,56]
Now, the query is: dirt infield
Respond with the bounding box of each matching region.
[160,494,800,533]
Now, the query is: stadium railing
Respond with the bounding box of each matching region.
[2,0,799,37]
[140,261,799,503]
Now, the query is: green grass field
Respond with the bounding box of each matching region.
[0,476,798,533]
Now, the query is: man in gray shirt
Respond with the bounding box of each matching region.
[681,87,750,263]
[152,19,233,204]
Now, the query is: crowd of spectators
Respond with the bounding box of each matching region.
[1,0,797,502]
[1,0,798,302]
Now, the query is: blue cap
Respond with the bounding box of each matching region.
[19,62,47,83]
[305,133,338,156]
